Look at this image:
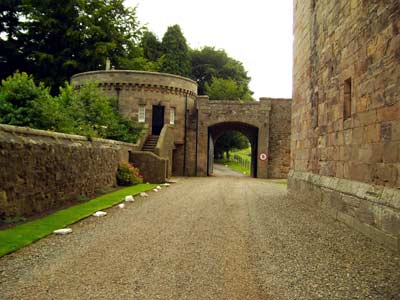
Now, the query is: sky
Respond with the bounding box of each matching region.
[125,0,293,100]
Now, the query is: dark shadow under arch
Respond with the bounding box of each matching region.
[208,122,259,177]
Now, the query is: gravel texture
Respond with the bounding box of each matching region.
[0,171,399,300]
[212,163,246,177]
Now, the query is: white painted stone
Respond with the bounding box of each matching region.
[153,189,158,192]
[140,192,148,197]
[156,186,162,190]
[93,211,107,217]
[53,228,72,235]
[118,203,125,209]
[162,183,171,187]
[125,195,134,202]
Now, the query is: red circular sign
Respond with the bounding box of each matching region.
[259,152,268,161]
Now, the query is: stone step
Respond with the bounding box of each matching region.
[141,135,159,152]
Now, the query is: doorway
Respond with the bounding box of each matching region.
[152,105,164,135]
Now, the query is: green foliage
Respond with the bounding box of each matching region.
[0,71,60,129]
[2,216,27,225]
[214,131,249,160]
[191,46,253,99]
[56,81,143,143]
[95,187,114,195]
[160,25,192,77]
[141,30,163,62]
[0,0,144,93]
[76,195,89,203]
[116,162,143,186]
[0,71,143,143]
[0,183,158,257]
[205,77,245,101]
[79,0,143,72]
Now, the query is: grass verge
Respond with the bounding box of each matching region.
[215,159,250,176]
[0,183,157,257]
[275,181,288,185]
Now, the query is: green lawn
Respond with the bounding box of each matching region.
[232,147,251,159]
[216,147,252,176]
[0,183,157,257]
[215,159,250,176]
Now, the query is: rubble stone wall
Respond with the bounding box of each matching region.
[0,124,136,219]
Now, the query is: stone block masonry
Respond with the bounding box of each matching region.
[291,0,400,250]
[0,124,137,219]
[196,97,292,179]
[265,98,292,178]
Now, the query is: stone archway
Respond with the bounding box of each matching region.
[208,122,258,177]
[195,96,272,178]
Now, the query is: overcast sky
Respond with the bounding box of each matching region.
[125,0,293,100]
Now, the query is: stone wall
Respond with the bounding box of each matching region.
[71,70,198,177]
[288,171,400,251]
[0,125,137,219]
[291,0,400,250]
[154,125,175,177]
[265,98,292,178]
[71,70,197,144]
[129,151,168,183]
[196,97,270,177]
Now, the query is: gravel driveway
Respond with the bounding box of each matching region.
[0,172,399,299]
[212,163,246,177]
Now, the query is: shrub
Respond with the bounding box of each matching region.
[0,72,143,144]
[116,162,143,186]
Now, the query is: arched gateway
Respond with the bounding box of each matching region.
[208,122,259,177]
[196,97,271,178]
[71,70,291,180]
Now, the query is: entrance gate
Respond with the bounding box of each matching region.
[196,97,272,179]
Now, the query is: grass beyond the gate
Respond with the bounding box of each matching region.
[215,159,250,176]
[0,183,157,257]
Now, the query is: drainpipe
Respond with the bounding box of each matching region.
[195,108,199,176]
[115,84,121,109]
[183,92,188,176]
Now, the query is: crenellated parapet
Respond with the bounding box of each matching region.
[71,70,198,98]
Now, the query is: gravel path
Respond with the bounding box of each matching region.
[0,175,399,300]
[212,163,246,177]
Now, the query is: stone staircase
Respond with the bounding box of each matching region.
[141,135,159,152]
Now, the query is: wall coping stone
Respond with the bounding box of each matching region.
[0,124,138,147]
[71,70,198,86]
[289,170,400,210]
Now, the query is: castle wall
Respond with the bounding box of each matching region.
[71,70,198,176]
[71,71,292,179]
[264,98,292,178]
[196,97,291,179]
[290,0,400,250]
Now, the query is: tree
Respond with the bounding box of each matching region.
[0,71,143,143]
[17,0,82,93]
[214,131,249,160]
[160,25,191,77]
[204,77,244,101]
[191,46,253,99]
[0,0,144,93]
[0,71,60,129]
[141,30,163,62]
[0,0,24,80]
[79,0,143,71]
[57,81,143,143]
